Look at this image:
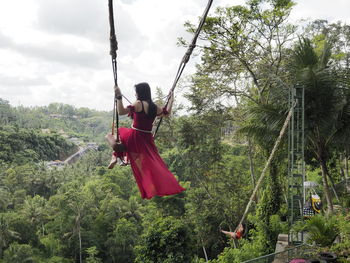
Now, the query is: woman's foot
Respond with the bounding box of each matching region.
[105,134,126,152]
[107,154,118,169]
[119,157,129,166]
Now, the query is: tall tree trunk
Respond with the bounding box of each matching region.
[76,213,82,263]
[345,156,349,179]
[78,226,82,263]
[339,153,345,180]
[319,159,334,214]
[248,139,258,203]
[248,139,256,188]
[202,245,209,262]
[345,156,349,191]
[269,163,281,214]
[327,173,339,202]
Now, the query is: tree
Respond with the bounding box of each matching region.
[105,218,138,263]
[294,214,338,247]
[181,1,298,249]
[40,234,64,259]
[182,0,296,108]
[0,188,11,212]
[0,99,16,125]
[0,215,20,257]
[62,186,89,263]
[2,242,34,263]
[290,37,350,213]
[86,246,102,263]
[46,181,93,263]
[21,195,47,235]
[135,217,194,263]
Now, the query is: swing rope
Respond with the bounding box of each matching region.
[108,0,132,136]
[153,0,213,138]
[108,0,119,138]
[236,101,296,232]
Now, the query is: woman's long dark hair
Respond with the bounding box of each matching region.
[135,82,157,118]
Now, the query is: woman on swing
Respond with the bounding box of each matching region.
[221,223,245,240]
[106,82,185,199]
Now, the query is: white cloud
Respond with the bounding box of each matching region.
[36,0,107,40]
[291,0,350,24]
[0,0,349,111]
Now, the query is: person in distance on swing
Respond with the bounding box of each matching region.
[105,82,185,199]
[220,223,244,239]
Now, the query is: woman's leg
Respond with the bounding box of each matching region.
[108,152,118,169]
[105,134,126,152]
[221,230,236,239]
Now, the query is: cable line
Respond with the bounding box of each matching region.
[236,101,296,232]
[153,0,213,138]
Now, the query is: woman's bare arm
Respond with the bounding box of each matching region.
[157,91,174,117]
[115,85,130,115]
[114,85,143,115]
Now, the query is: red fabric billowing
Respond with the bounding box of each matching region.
[235,230,242,239]
[117,104,185,199]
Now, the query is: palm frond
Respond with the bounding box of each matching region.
[294,37,318,68]
[237,103,289,152]
[318,39,332,68]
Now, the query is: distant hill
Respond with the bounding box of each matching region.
[0,98,131,164]
[0,125,78,164]
[0,98,129,142]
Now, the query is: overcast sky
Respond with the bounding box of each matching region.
[0,0,349,111]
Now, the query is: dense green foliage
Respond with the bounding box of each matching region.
[1,0,350,262]
[0,126,77,164]
[0,98,114,142]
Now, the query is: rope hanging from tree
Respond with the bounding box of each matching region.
[107,0,213,138]
[153,0,213,138]
[235,101,296,233]
[108,0,119,138]
[108,0,133,135]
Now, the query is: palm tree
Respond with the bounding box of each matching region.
[2,242,34,263]
[296,214,338,247]
[21,195,47,235]
[237,101,289,250]
[238,102,288,203]
[0,187,11,211]
[291,37,350,213]
[0,215,20,257]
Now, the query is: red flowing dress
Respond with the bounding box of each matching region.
[116,102,185,199]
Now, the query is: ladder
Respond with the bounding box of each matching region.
[288,85,305,244]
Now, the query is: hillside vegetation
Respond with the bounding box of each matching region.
[1,0,350,262]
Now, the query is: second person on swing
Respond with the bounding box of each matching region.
[105,82,185,199]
